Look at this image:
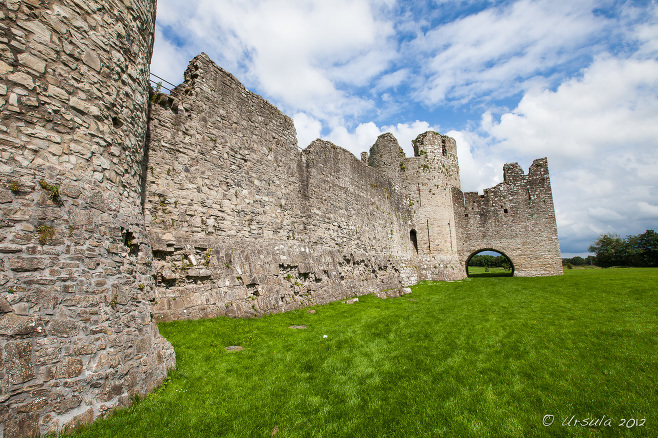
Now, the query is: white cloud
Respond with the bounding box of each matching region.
[447,129,504,193]
[153,0,397,123]
[487,57,658,163]
[150,26,191,88]
[638,202,658,218]
[293,112,322,149]
[470,55,658,253]
[411,0,604,104]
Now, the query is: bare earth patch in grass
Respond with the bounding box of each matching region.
[74,268,657,437]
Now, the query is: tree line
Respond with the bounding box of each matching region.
[565,229,658,268]
[469,254,512,270]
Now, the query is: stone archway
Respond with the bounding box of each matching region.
[465,248,515,277]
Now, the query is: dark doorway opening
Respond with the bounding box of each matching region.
[410,229,418,254]
[466,249,514,277]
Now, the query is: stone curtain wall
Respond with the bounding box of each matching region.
[0,1,174,437]
[146,55,421,321]
[452,159,563,277]
[146,53,564,321]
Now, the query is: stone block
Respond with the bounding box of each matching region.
[35,346,61,365]
[9,257,48,272]
[0,314,45,336]
[64,407,94,433]
[48,318,81,337]
[8,71,35,89]
[0,296,12,313]
[56,356,83,378]
[52,394,82,414]
[3,412,39,438]
[5,341,35,384]
[82,49,101,71]
[0,59,14,74]
[18,52,46,73]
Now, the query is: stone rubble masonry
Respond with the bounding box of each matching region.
[0,0,561,436]
[452,159,563,277]
[0,1,175,437]
[145,53,561,323]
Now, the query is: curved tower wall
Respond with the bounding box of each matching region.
[0,1,174,436]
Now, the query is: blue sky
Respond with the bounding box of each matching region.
[150,0,658,257]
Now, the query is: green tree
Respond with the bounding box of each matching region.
[588,234,628,267]
[627,230,658,267]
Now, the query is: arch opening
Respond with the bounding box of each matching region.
[466,249,514,277]
[410,229,418,254]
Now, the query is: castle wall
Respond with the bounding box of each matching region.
[0,1,174,436]
[0,2,564,435]
[452,159,563,277]
[146,54,420,321]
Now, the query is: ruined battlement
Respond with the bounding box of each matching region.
[452,158,562,277]
[1,4,561,436]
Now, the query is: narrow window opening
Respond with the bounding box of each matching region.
[410,229,418,254]
[504,208,509,214]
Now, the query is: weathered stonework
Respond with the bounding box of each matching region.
[452,159,563,276]
[1,2,561,436]
[0,1,174,436]
[144,53,561,322]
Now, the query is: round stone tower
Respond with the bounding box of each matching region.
[368,133,405,183]
[0,0,174,436]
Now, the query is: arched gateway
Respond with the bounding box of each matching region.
[465,249,515,277]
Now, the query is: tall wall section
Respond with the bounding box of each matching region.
[146,54,429,321]
[0,1,174,437]
[452,159,563,276]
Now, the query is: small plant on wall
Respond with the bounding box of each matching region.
[36,225,55,245]
[39,179,61,203]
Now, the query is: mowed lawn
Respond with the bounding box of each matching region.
[467,266,513,277]
[75,268,657,437]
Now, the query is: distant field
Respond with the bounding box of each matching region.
[75,268,658,437]
[467,266,513,277]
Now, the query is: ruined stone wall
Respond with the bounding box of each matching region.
[452,159,563,277]
[146,54,419,321]
[0,1,174,436]
[0,1,564,436]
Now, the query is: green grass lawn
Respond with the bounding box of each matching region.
[75,268,658,437]
[467,266,513,277]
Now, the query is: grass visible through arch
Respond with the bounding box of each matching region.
[74,269,657,437]
[467,266,513,277]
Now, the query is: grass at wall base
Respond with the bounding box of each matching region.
[74,268,657,437]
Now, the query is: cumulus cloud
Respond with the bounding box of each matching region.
[488,57,658,163]
[152,0,397,123]
[152,0,658,256]
[410,0,604,105]
[325,120,442,157]
[471,56,658,254]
